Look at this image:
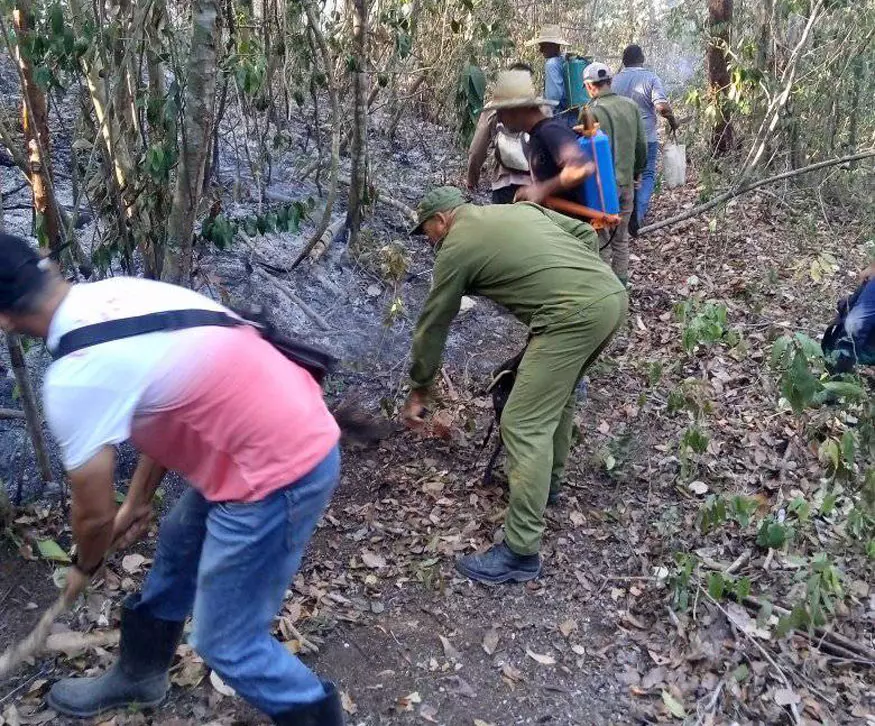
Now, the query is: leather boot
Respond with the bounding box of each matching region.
[47,594,184,718]
[272,681,345,725]
[455,542,541,584]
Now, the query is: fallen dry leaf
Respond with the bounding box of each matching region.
[341,691,358,715]
[482,628,500,655]
[525,647,556,666]
[662,690,687,719]
[559,618,578,638]
[209,670,236,698]
[397,691,422,711]
[121,553,147,574]
[420,703,439,723]
[501,663,523,682]
[361,550,387,569]
[688,480,708,495]
[473,720,496,726]
[439,634,461,660]
[44,629,119,658]
[774,688,801,706]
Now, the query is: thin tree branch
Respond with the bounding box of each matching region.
[639,149,874,236]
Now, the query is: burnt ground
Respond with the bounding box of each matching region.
[2,88,875,724]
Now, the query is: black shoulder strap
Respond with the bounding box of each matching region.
[52,309,244,360]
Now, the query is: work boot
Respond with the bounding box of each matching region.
[273,681,345,725]
[455,542,541,584]
[47,595,184,718]
[547,489,561,506]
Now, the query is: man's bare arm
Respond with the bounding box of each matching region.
[515,141,594,203]
[69,446,117,573]
[112,454,167,549]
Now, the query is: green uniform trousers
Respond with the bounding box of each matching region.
[501,292,628,555]
[598,184,635,283]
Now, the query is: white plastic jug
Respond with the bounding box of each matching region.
[663,142,686,188]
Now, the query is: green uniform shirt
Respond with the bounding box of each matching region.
[409,203,626,389]
[586,91,647,187]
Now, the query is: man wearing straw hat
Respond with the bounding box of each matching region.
[485,70,594,210]
[526,25,571,119]
[402,187,627,583]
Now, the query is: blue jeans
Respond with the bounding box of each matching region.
[637,141,660,224]
[133,445,341,717]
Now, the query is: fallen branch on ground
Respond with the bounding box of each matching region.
[741,595,875,664]
[701,586,803,725]
[0,572,90,679]
[639,148,875,236]
[0,408,26,420]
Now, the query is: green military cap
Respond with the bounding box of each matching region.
[410,186,465,235]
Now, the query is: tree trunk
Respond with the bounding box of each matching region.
[12,0,63,257]
[847,56,863,158]
[345,0,369,247]
[707,0,735,155]
[291,4,341,269]
[164,0,222,285]
[5,335,54,491]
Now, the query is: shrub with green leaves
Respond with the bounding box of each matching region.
[675,298,740,353]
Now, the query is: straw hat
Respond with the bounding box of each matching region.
[483,70,558,111]
[525,24,569,47]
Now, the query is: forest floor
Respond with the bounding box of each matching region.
[1,108,875,726]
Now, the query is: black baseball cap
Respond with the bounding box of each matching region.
[0,233,50,313]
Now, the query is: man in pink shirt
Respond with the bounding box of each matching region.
[0,233,344,724]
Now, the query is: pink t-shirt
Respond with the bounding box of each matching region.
[44,278,339,502]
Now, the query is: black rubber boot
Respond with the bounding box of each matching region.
[47,595,185,718]
[272,681,345,725]
[455,542,542,584]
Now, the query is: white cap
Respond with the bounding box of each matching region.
[583,62,612,83]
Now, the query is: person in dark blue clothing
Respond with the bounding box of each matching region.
[822,262,875,372]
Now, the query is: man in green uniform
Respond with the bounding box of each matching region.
[401,187,628,584]
[581,62,646,286]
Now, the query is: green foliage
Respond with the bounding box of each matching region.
[675,298,739,353]
[697,494,761,533]
[669,552,697,611]
[456,63,485,146]
[776,554,844,637]
[707,571,751,602]
[678,424,709,481]
[200,201,309,250]
[756,515,794,550]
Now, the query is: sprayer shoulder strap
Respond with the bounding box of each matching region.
[51,309,244,360]
[591,100,617,166]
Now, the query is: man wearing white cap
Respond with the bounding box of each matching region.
[526,25,570,118]
[582,62,646,286]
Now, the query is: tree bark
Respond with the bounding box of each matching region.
[707,0,735,155]
[5,335,54,490]
[345,0,369,247]
[164,0,222,285]
[12,0,64,257]
[291,2,341,269]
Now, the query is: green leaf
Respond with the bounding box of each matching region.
[37,539,71,564]
[661,690,687,719]
[822,380,867,402]
[707,572,725,600]
[732,663,749,682]
[756,519,790,549]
